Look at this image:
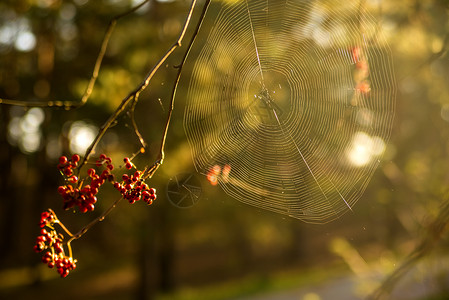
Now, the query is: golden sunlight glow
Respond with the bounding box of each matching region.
[68,121,98,154]
[347,132,386,167]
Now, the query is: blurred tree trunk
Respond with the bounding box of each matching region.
[137,185,176,300]
[0,107,17,268]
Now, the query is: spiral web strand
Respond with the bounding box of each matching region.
[183,0,395,223]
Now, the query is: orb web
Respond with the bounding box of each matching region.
[183,0,395,223]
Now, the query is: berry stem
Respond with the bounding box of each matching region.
[48,209,74,237]
[67,240,73,258]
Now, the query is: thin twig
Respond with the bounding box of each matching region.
[129,96,147,149]
[0,0,152,109]
[49,209,74,237]
[65,0,210,243]
[78,0,200,170]
[144,0,212,179]
[67,196,124,244]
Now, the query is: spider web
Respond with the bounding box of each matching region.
[183,0,395,223]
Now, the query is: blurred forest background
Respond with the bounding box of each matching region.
[1,0,449,299]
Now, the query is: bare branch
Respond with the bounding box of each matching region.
[129,96,147,149]
[62,0,211,243]
[78,0,201,170]
[145,0,212,179]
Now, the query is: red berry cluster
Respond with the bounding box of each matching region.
[34,212,60,252]
[39,210,56,228]
[58,154,80,182]
[114,163,156,205]
[57,154,115,213]
[35,153,159,278]
[42,252,77,278]
[123,157,134,170]
[34,211,77,278]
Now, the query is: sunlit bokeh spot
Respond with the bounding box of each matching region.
[7,117,21,146]
[7,108,45,154]
[0,24,15,47]
[347,132,386,167]
[68,121,98,154]
[15,31,36,52]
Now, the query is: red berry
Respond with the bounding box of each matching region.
[57,186,66,194]
[64,168,73,177]
[61,269,69,278]
[68,176,78,183]
[125,163,132,170]
[149,188,156,195]
[90,187,99,195]
[59,156,68,165]
[101,169,110,179]
[37,235,46,242]
[124,157,130,163]
[55,245,63,254]
[86,196,97,204]
[87,168,96,177]
[71,154,80,163]
[99,154,107,161]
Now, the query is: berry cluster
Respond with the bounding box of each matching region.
[123,157,134,170]
[57,154,115,213]
[34,211,77,278]
[58,154,80,182]
[42,252,77,278]
[114,161,156,205]
[35,153,158,278]
[39,210,56,228]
